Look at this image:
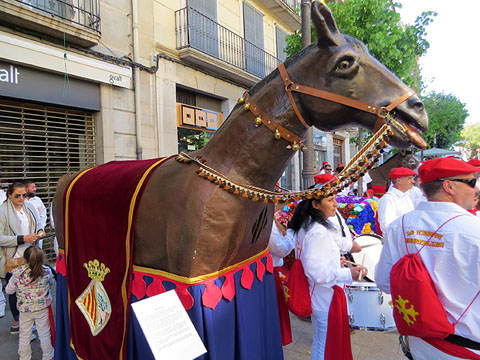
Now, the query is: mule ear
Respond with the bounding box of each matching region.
[311,1,341,48]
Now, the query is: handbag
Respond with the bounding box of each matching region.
[3,248,26,273]
[281,237,314,318]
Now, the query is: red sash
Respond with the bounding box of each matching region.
[423,338,480,359]
[274,267,292,346]
[324,285,353,360]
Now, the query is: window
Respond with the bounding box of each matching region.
[188,0,219,57]
[243,2,265,78]
[275,26,288,62]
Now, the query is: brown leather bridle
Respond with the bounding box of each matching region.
[241,62,417,150]
[277,62,416,136]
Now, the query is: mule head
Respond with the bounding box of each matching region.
[287,2,428,149]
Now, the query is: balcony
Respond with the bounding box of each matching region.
[175,7,281,88]
[262,0,301,30]
[0,0,101,47]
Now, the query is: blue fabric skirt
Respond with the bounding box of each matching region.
[55,259,284,360]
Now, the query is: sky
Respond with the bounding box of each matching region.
[397,0,479,125]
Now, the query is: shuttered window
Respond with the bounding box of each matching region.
[0,99,96,211]
[276,26,288,62]
[188,0,219,57]
[243,2,265,78]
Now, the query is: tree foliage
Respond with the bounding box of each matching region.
[460,124,480,152]
[284,0,436,91]
[421,92,469,149]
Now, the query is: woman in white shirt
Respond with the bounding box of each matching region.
[288,196,366,360]
[0,182,41,334]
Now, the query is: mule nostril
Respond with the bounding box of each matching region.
[408,97,424,113]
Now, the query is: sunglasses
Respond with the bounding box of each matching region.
[13,193,28,199]
[438,177,477,189]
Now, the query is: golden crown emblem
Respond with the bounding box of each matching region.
[83,259,110,282]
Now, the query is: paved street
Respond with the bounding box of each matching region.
[0,282,407,359]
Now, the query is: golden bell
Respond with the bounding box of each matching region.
[292,142,299,151]
[300,145,307,152]
[243,103,250,111]
[255,117,263,127]
[237,97,245,104]
[274,129,281,140]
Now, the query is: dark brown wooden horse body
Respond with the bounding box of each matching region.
[369,150,420,188]
[53,3,428,277]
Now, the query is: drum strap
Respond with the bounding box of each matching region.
[445,334,480,350]
[335,213,346,237]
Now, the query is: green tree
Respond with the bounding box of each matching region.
[460,123,480,154]
[422,92,469,149]
[284,0,436,91]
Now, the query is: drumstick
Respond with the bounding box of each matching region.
[360,243,378,249]
[343,259,363,267]
[358,254,366,281]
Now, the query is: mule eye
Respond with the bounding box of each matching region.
[338,60,350,69]
[336,57,355,70]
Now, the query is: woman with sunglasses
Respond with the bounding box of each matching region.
[0,182,42,335]
[288,193,367,360]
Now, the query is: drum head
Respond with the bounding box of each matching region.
[352,234,384,282]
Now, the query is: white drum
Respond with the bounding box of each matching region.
[344,282,395,331]
[352,233,383,282]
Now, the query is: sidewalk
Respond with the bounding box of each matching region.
[0,282,407,359]
[285,314,408,360]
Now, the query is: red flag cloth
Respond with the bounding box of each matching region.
[324,285,353,360]
[64,156,173,360]
[423,338,480,359]
[274,267,292,346]
[390,253,455,338]
[48,305,55,348]
[132,249,273,310]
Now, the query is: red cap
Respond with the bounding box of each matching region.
[337,163,343,167]
[467,159,480,167]
[389,167,416,180]
[314,173,335,185]
[322,161,329,166]
[419,158,479,183]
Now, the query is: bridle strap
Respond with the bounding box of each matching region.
[278,62,416,134]
[243,92,304,145]
[278,63,310,129]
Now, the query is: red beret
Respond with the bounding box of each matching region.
[419,158,479,183]
[389,167,416,180]
[337,163,343,167]
[314,173,335,185]
[322,161,329,166]
[467,159,480,167]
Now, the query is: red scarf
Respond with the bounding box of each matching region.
[324,285,353,360]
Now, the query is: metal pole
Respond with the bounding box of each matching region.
[358,129,364,196]
[301,0,315,189]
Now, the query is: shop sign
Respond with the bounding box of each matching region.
[0,61,100,111]
[177,103,223,131]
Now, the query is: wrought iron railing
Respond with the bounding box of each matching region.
[13,0,100,33]
[281,0,301,14]
[175,7,280,79]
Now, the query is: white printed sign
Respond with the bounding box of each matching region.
[131,290,207,360]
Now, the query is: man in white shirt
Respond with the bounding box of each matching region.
[23,180,46,248]
[0,180,5,317]
[408,175,427,208]
[377,167,416,234]
[0,180,6,204]
[23,180,46,230]
[375,157,480,359]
